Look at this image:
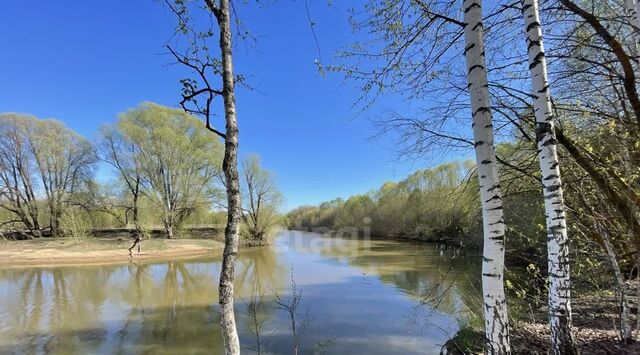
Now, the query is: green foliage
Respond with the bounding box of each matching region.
[287,161,480,242]
[181,208,227,227]
[116,102,224,237]
[1,104,285,242]
[241,155,284,241]
[448,324,484,354]
[60,208,91,239]
[0,113,97,237]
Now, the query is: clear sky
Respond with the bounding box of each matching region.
[0,0,468,210]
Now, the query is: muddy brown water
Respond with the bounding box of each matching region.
[0,231,480,354]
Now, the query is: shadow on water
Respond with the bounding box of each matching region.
[0,231,480,354]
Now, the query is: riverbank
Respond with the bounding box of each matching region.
[1,226,222,240]
[0,237,226,267]
[442,295,640,354]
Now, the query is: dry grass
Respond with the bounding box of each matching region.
[511,296,640,354]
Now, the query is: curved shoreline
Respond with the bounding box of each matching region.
[0,238,226,268]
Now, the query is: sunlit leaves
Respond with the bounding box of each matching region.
[116,102,224,230]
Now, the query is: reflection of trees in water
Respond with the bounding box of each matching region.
[113,246,287,353]
[235,245,287,297]
[0,244,288,354]
[110,261,221,353]
[112,245,287,354]
[0,265,117,354]
[235,245,289,353]
[314,237,481,316]
[10,269,45,354]
[0,238,473,353]
[311,236,484,337]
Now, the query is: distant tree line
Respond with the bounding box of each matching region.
[286,161,479,243]
[286,139,637,348]
[323,0,640,352]
[0,103,282,241]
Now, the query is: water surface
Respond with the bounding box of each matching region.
[0,231,479,354]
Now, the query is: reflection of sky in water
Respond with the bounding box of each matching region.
[0,231,479,354]
[274,237,366,286]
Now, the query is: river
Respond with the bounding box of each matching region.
[0,231,480,354]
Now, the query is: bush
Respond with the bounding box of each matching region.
[60,210,91,239]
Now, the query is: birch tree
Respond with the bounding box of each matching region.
[521,1,576,353]
[595,219,632,342]
[463,1,510,352]
[164,0,243,352]
[331,1,512,351]
[495,0,640,269]
[208,2,241,351]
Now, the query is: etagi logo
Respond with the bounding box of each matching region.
[287,217,372,254]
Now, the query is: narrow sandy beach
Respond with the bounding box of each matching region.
[0,238,225,267]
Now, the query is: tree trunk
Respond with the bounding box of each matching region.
[27,203,42,238]
[25,215,42,238]
[595,221,632,342]
[217,0,241,354]
[31,227,42,238]
[636,0,640,51]
[15,209,42,238]
[627,0,640,54]
[636,255,640,339]
[164,220,174,239]
[521,1,577,353]
[560,0,640,129]
[555,129,640,250]
[132,182,140,233]
[132,200,139,230]
[50,206,61,238]
[462,0,510,353]
[30,216,42,238]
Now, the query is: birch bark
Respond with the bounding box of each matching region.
[216,0,242,353]
[462,0,510,352]
[521,1,576,353]
[595,221,632,342]
[627,0,640,53]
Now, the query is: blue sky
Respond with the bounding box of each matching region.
[0,0,469,210]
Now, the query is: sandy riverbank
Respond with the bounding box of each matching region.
[0,238,225,267]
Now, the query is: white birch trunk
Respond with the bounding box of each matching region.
[595,221,632,342]
[462,1,510,353]
[630,0,640,316]
[218,0,241,354]
[627,0,640,54]
[521,1,576,354]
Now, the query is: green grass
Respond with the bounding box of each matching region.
[448,324,484,354]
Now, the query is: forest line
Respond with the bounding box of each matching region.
[0,103,283,243]
[2,0,640,353]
